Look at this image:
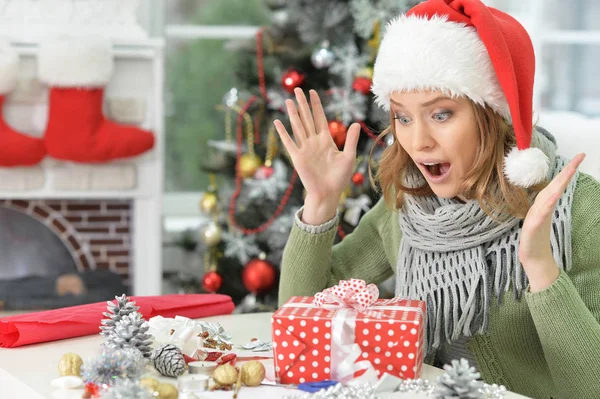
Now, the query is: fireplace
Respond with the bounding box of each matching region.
[0,199,133,283]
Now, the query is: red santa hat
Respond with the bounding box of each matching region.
[371,0,549,187]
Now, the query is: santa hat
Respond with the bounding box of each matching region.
[371,0,549,187]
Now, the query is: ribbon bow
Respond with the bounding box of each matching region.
[313,279,379,312]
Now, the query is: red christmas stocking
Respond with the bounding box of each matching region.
[38,37,155,163]
[0,41,45,166]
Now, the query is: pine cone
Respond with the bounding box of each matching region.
[151,344,187,378]
[104,312,153,358]
[100,294,140,337]
[434,358,483,399]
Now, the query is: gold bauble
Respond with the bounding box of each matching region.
[201,222,222,247]
[140,377,160,392]
[155,383,179,399]
[356,66,374,80]
[241,361,265,387]
[58,353,83,377]
[200,192,218,214]
[213,364,239,386]
[239,154,262,178]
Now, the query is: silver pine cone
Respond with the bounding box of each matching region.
[100,294,140,337]
[104,312,153,358]
[434,358,483,399]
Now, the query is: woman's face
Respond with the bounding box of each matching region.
[391,90,480,199]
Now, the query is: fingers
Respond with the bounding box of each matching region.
[343,123,361,158]
[533,152,585,214]
[309,89,329,134]
[294,88,317,137]
[273,119,298,156]
[285,99,307,146]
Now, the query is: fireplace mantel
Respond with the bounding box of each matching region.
[0,39,164,296]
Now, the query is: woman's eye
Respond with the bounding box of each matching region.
[433,111,452,122]
[394,116,412,125]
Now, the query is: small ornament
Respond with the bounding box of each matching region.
[241,361,265,387]
[100,294,140,337]
[311,41,335,69]
[356,66,374,79]
[202,271,223,293]
[254,165,274,180]
[155,383,179,399]
[328,120,347,148]
[281,69,305,93]
[200,222,222,247]
[58,352,83,377]
[199,191,218,214]
[139,377,160,392]
[213,364,239,387]
[352,76,372,95]
[103,313,153,358]
[238,153,262,178]
[351,171,365,186]
[242,257,277,294]
[84,382,100,398]
[434,358,483,399]
[151,344,187,378]
[102,379,153,399]
[271,9,290,28]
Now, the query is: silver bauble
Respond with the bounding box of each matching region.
[311,41,335,69]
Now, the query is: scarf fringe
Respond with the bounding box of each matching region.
[396,153,577,355]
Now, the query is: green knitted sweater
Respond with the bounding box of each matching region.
[278,173,600,399]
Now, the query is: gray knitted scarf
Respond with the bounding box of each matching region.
[394,128,578,353]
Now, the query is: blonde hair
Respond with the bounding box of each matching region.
[368,101,544,219]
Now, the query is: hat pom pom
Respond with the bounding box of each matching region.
[504,147,550,187]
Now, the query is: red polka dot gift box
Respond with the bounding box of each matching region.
[271,279,426,385]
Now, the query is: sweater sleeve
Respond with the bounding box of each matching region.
[525,173,600,399]
[278,198,395,306]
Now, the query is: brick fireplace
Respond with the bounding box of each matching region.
[1,199,133,284]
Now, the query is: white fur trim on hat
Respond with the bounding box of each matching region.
[372,14,510,118]
[0,40,19,95]
[38,36,113,87]
[504,147,549,187]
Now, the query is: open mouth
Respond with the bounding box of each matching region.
[420,162,451,182]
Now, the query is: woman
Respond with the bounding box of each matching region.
[273,1,600,398]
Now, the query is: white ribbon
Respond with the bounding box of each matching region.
[331,308,379,385]
[344,194,372,226]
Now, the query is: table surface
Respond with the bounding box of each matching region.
[0,312,530,399]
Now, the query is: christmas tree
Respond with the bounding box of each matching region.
[181,0,418,310]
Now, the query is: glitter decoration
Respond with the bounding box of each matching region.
[81,348,146,387]
[283,383,377,399]
[101,378,153,399]
[479,383,507,399]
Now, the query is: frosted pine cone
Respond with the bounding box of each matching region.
[434,358,483,399]
[151,344,187,378]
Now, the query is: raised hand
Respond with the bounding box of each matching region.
[519,152,586,292]
[273,88,360,225]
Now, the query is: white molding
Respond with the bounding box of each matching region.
[165,25,259,39]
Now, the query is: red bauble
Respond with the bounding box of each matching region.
[84,383,100,398]
[352,76,372,95]
[352,171,365,186]
[254,165,274,180]
[242,258,277,294]
[328,120,347,148]
[202,271,223,293]
[281,69,305,93]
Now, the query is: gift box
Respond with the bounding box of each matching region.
[271,279,426,385]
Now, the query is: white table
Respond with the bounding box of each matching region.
[0,312,530,399]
